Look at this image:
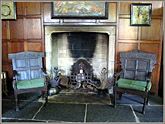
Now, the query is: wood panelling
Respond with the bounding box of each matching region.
[150,65,159,92]
[16,2,25,15]
[119,19,138,40]
[118,43,138,52]
[120,2,139,15]
[141,19,161,40]
[2,64,14,90]
[9,19,24,39]
[142,1,163,16]
[8,42,24,54]
[140,43,160,63]
[140,43,160,92]
[2,21,8,39]
[120,1,163,16]
[2,64,13,80]
[26,2,41,15]
[151,2,163,16]
[2,42,8,63]
[16,2,41,16]
[27,42,42,52]
[2,64,12,76]
[100,3,117,23]
[118,40,160,43]
[108,2,117,22]
[26,18,42,39]
[43,2,59,23]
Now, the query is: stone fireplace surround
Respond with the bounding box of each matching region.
[45,26,116,80]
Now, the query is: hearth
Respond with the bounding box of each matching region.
[45,26,116,92]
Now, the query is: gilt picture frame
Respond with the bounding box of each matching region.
[131,3,152,26]
[1,2,17,20]
[51,1,109,19]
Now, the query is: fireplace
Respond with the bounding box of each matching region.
[45,26,116,86]
[70,58,100,90]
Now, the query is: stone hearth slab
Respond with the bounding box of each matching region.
[2,100,16,114]
[2,118,46,122]
[114,94,145,105]
[111,94,163,105]
[38,93,111,105]
[2,100,43,119]
[132,105,163,122]
[86,104,135,122]
[2,92,41,101]
[147,95,163,105]
[34,103,85,122]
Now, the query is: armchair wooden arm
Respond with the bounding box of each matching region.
[113,70,124,87]
[13,70,18,80]
[114,70,123,78]
[41,68,49,77]
[13,70,19,89]
[146,72,152,82]
[40,68,49,86]
[145,72,152,92]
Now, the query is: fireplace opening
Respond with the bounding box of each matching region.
[51,32,109,80]
[68,32,97,59]
[45,26,115,92]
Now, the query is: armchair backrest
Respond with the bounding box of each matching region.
[120,50,156,81]
[8,51,44,81]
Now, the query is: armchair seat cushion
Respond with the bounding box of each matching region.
[14,78,45,89]
[117,78,152,91]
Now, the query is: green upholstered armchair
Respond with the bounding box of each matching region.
[113,50,156,114]
[8,51,48,111]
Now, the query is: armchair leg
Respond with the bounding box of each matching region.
[44,91,48,106]
[42,91,45,99]
[119,93,122,100]
[14,92,19,111]
[114,91,116,108]
[146,94,149,105]
[142,97,147,114]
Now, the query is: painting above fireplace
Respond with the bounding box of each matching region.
[51,1,108,19]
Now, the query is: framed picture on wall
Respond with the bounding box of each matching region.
[51,1,109,19]
[1,2,17,20]
[131,3,152,26]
